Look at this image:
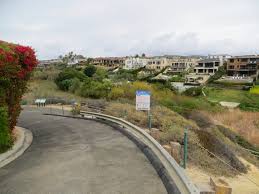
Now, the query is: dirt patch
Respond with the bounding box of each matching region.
[186,158,259,194]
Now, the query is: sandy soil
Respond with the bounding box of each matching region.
[186,158,259,194]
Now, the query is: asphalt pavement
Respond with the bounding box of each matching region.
[0,107,167,194]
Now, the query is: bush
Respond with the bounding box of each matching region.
[0,40,38,131]
[55,68,86,91]
[79,80,111,99]
[250,86,259,95]
[0,107,13,153]
[207,66,226,83]
[183,87,203,97]
[108,87,125,100]
[69,78,81,93]
[32,68,60,81]
[71,104,81,115]
[84,65,97,77]
[93,68,108,81]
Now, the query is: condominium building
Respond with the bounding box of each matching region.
[227,55,259,77]
[92,57,125,68]
[124,57,149,70]
[207,54,232,66]
[194,58,221,75]
[38,59,63,68]
[167,56,200,73]
[145,57,170,71]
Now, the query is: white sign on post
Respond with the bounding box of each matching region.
[136,90,150,111]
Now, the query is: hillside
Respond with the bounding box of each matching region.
[23,65,259,193]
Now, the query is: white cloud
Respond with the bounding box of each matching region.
[0,0,259,59]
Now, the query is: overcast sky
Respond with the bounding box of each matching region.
[1,0,259,59]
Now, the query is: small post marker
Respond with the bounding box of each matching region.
[148,110,152,130]
[62,105,64,115]
[183,128,188,169]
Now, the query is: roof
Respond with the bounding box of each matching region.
[198,58,220,63]
[93,57,126,60]
[229,55,259,59]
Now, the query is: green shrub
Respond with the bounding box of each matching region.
[93,68,108,81]
[183,87,203,97]
[55,68,86,91]
[79,80,111,99]
[84,65,97,77]
[69,78,81,93]
[71,104,81,115]
[250,86,259,95]
[207,66,226,83]
[170,75,185,82]
[108,87,125,100]
[0,107,13,153]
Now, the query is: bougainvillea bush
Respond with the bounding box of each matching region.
[0,40,37,152]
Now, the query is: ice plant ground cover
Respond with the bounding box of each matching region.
[0,40,37,152]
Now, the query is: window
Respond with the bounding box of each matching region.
[230,59,234,63]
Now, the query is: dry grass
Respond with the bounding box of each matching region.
[23,80,85,104]
[104,102,247,176]
[207,109,259,146]
[104,102,198,131]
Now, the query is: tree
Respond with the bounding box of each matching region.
[60,51,76,64]
[141,53,146,57]
[84,65,97,77]
[93,68,108,81]
[55,68,86,91]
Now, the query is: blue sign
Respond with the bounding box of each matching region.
[136,90,151,110]
[136,90,151,96]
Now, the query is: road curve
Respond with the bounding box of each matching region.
[0,107,167,194]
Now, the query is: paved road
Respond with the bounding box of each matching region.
[0,107,167,194]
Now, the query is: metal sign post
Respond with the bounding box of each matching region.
[136,90,151,129]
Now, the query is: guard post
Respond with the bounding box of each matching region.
[183,128,188,169]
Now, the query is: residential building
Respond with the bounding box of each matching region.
[227,55,259,77]
[124,57,149,70]
[207,54,232,66]
[194,58,221,75]
[145,57,170,71]
[92,57,125,68]
[38,59,63,68]
[167,56,201,74]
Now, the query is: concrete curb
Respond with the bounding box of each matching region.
[0,127,33,168]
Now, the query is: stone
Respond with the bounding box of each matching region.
[150,128,160,140]
[170,141,181,164]
[210,178,232,194]
[162,145,172,155]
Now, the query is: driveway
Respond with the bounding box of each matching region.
[0,107,167,194]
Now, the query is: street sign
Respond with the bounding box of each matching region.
[136,90,150,111]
